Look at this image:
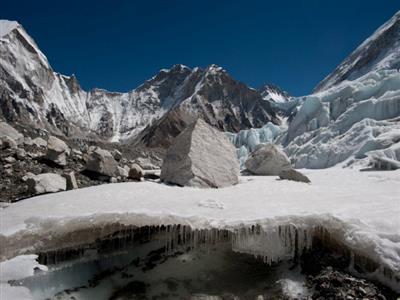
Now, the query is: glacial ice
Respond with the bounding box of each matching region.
[284,70,400,169]
[226,122,282,167]
[0,255,47,300]
[0,168,399,295]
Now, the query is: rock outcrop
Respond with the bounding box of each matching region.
[85,147,118,177]
[161,119,239,188]
[0,122,23,145]
[45,136,70,166]
[64,171,78,190]
[26,173,67,195]
[245,144,291,175]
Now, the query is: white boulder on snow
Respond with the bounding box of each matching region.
[161,119,240,188]
[245,143,291,175]
[27,173,67,195]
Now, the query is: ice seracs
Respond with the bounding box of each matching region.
[226,122,282,168]
[283,9,400,169]
[161,119,240,188]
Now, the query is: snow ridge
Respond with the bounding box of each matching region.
[314,10,400,92]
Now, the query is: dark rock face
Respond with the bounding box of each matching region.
[135,108,196,149]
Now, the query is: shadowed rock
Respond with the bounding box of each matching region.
[279,169,311,183]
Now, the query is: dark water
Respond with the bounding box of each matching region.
[19,239,310,300]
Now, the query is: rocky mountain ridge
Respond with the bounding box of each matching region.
[0,20,283,143]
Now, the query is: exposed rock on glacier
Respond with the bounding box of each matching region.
[26,173,66,195]
[279,169,311,183]
[245,143,291,175]
[64,171,78,190]
[45,136,70,166]
[0,122,23,144]
[85,147,118,178]
[128,163,144,181]
[161,119,239,188]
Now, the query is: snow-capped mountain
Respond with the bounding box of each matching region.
[0,20,280,142]
[314,11,400,92]
[258,83,291,103]
[283,11,400,169]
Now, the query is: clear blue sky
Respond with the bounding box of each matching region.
[2,1,399,96]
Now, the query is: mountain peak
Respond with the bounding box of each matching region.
[0,20,20,38]
[258,83,290,103]
[205,64,226,74]
[314,10,400,92]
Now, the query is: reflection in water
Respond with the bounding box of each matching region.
[19,238,310,300]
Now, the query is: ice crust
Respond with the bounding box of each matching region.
[0,255,47,300]
[1,169,399,291]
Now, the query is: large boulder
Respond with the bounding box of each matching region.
[85,147,118,177]
[245,143,291,175]
[128,163,144,180]
[0,122,24,145]
[279,169,311,183]
[46,136,70,166]
[27,173,67,195]
[161,119,239,188]
[0,136,18,149]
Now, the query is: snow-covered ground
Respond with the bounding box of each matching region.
[1,168,400,296]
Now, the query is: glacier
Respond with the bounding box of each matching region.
[225,122,283,167]
[284,70,400,169]
[0,168,399,299]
